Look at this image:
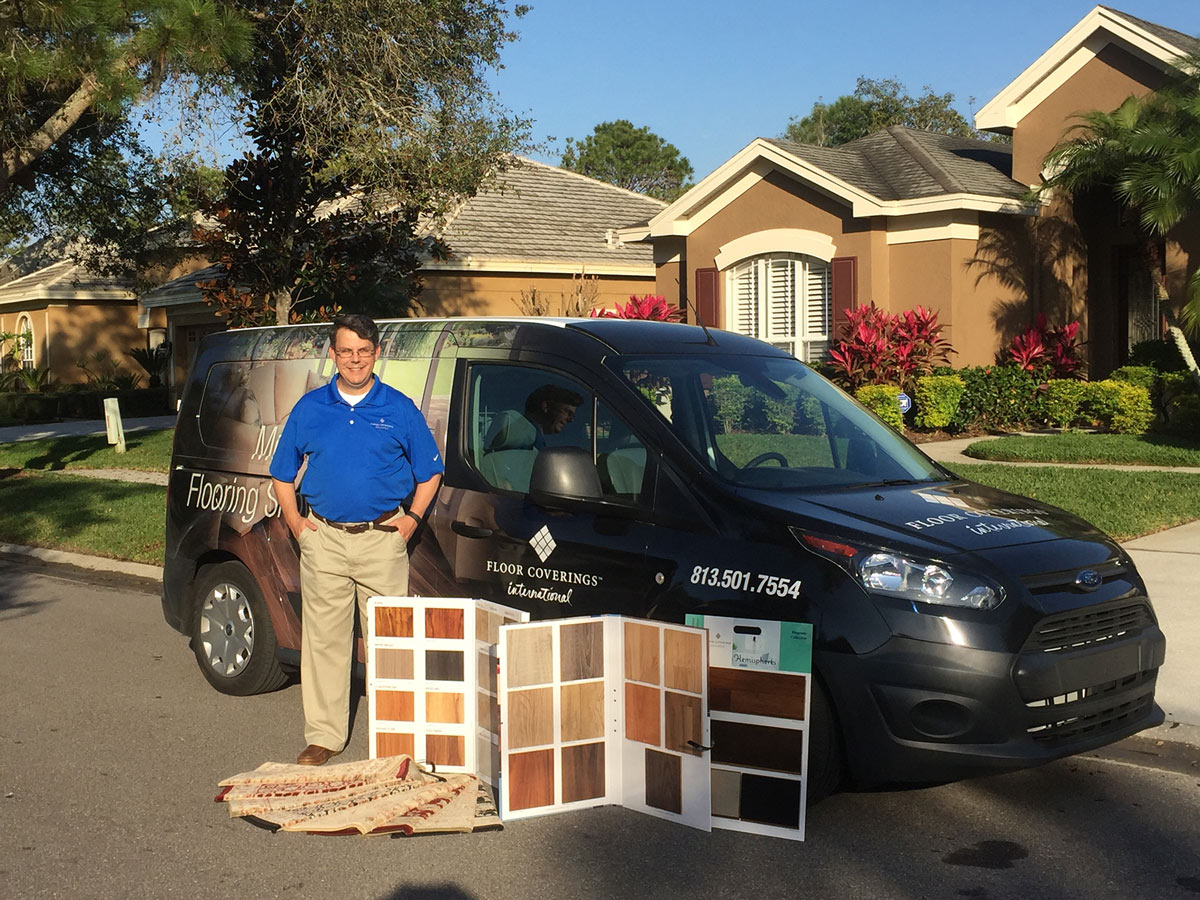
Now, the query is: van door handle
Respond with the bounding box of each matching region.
[451,520,493,539]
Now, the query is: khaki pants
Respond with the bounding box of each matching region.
[297,517,409,750]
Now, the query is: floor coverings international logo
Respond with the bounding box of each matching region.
[529,526,556,562]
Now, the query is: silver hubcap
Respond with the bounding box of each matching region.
[199,582,254,677]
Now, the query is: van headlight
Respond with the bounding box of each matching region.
[793,530,1005,611]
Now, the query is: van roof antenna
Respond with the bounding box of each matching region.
[679,278,717,346]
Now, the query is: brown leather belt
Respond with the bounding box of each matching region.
[311,508,401,534]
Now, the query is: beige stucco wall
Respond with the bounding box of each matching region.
[2,302,141,383]
[420,269,656,317]
[1010,42,1168,187]
[683,172,881,329]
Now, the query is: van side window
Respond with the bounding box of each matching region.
[466,364,648,500]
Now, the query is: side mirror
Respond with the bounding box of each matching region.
[529,446,603,505]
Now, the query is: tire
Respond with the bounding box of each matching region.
[806,675,846,805]
[191,561,288,696]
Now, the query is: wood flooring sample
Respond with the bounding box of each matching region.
[624,622,660,685]
[562,742,605,803]
[508,749,554,811]
[375,605,413,638]
[560,681,605,742]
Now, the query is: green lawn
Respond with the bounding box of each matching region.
[949,462,1200,541]
[0,471,167,564]
[0,428,174,473]
[964,432,1200,467]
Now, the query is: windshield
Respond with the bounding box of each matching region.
[618,354,944,490]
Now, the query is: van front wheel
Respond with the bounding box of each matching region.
[191,562,287,696]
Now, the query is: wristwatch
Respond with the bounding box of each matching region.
[405,510,423,525]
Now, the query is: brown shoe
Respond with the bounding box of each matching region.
[296,744,341,766]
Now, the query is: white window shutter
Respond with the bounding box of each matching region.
[805,262,831,337]
[731,261,759,338]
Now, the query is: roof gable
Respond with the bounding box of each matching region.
[975,5,1199,132]
[625,129,1029,242]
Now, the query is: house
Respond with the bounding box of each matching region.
[139,159,665,391]
[622,5,1199,375]
[0,250,142,384]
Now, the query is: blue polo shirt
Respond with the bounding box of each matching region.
[269,376,444,522]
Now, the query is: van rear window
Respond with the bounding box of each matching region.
[198,360,330,458]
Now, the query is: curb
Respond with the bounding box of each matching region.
[0,542,164,580]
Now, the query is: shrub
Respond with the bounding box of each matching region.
[1128,338,1186,371]
[913,375,964,429]
[1007,315,1084,378]
[856,384,903,431]
[950,364,1041,432]
[1162,394,1200,439]
[827,303,952,393]
[1042,379,1087,428]
[711,376,749,432]
[589,294,682,322]
[1108,365,1158,392]
[1083,381,1153,434]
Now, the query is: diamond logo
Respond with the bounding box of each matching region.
[529,525,556,562]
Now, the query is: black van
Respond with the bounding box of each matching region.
[162,317,1166,797]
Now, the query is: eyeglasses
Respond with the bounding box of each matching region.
[333,347,376,360]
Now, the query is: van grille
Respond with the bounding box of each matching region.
[1023,601,1154,654]
[1026,689,1155,747]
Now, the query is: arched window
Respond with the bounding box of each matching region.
[726,254,831,361]
[15,314,33,369]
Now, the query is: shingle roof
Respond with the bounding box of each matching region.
[1102,7,1200,57]
[0,255,133,305]
[764,127,1026,203]
[435,159,665,267]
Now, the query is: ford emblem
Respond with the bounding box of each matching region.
[1075,569,1102,591]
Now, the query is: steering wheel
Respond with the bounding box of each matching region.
[743,451,787,468]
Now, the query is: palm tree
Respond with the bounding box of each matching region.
[1041,55,1200,334]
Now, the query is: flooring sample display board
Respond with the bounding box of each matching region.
[686,614,813,841]
[367,597,529,785]
[498,616,710,830]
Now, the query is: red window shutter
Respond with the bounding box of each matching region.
[694,267,719,328]
[831,256,858,334]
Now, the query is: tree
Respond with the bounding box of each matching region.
[198,0,531,326]
[784,77,982,147]
[0,0,250,254]
[560,120,693,201]
[1041,56,1200,334]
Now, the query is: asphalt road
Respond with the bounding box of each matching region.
[2,558,1199,900]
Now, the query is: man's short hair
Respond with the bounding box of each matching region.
[525,384,583,415]
[330,313,379,347]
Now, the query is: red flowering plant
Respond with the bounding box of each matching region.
[589,294,683,322]
[826,303,953,392]
[1007,315,1083,379]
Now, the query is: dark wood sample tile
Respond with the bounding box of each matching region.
[508,749,555,811]
[710,720,804,774]
[507,687,554,749]
[739,773,802,828]
[376,731,414,759]
[560,681,605,742]
[425,649,464,682]
[375,605,413,638]
[426,734,465,767]
[506,626,553,687]
[663,628,703,693]
[624,622,660,685]
[664,691,703,755]
[375,689,414,721]
[709,668,806,719]
[561,742,606,803]
[644,749,681,814]
[560,621,605,681]
[425,607,465,639]
[624,682,661,746]
[478,689,499,735]
[375,647,414,680]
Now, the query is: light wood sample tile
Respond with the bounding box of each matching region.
[375,648,413,680]
[560,681,605,743]
[663,629,703,693]
[375,690,414,722]
[624,682,661,746]
[425,691,465,724]
[376,731,414,758]
[506,626,553,688]
[507,687,554,749]
[624,621,660,685]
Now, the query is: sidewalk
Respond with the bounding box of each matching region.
[0,414,178,444]
[919,434,1200,474]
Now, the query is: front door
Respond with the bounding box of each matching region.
[439,360,661,620]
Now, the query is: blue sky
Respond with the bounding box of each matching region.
[492,0,1200,179]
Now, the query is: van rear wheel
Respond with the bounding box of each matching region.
[191,561,287,696]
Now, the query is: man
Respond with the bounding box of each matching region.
[485,383,582,452]
[270,314,443,766]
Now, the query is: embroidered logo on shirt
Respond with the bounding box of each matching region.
[371,417,394,430]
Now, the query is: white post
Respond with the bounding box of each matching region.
[103,397,126,454]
